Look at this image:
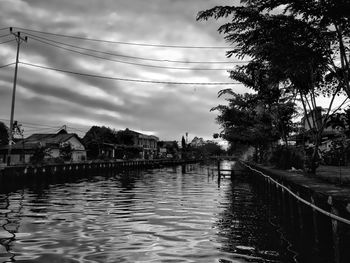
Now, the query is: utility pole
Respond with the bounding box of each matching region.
[7,28,27,165]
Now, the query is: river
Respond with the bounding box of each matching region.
[0,162,324,262]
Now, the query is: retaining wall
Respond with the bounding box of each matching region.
[0,159,198,185]
[243,162,350,263]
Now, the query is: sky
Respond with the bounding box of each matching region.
[0,0,249,143]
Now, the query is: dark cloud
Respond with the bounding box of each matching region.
[0,0,244,142]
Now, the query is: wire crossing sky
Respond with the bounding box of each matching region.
[0,0,243,143]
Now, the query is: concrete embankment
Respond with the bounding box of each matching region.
[0,159,198,185]
[241,161,350,263]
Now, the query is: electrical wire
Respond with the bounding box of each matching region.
[24,32,247,64]
[0,118,61,129]
[0,39,15,45]
[22,127,61,133]
[0,118,88,133]
[0,33,11,38]
[0,62,15,69]
[29,36,232,71]
[0,27,10,31]
[19,61,240,85]
[15,27,231,49]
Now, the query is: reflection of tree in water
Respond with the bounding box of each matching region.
[0,190,25,262]
[215,175,296,263]
[118,169,142,191]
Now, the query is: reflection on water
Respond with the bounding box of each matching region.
[0,162,300,262]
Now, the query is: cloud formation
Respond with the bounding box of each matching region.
[0,0,246,142]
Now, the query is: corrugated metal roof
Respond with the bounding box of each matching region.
[0,131,79,151]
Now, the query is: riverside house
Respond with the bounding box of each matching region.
[93,129,159,160]
[0,129,87,164]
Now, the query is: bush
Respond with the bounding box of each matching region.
[269,146,304,169]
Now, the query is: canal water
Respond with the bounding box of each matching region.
[0,162,327,262]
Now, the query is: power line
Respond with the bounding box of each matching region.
[24,32,247,64]
[0,62,15,69]
[0,118,61,129]
[0,33,11,38]
[0,27,10,31]
[0,39,15,45]
[19,61,239,85]
[0,118,88,133]
[15,27,231,49]
[22,127,61,133]
[29,36,231,71]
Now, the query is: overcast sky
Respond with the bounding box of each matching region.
[0,0,248,142]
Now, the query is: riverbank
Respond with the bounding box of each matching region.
[0,159,201,183]
[242,162,350,217]
[315,165,350,185]
[242,161,350,263]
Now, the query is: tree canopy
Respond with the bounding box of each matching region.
[197,0,350,172]
[0,122,9,146]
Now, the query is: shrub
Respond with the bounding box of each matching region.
[269,146,304,169]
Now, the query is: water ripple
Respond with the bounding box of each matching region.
[0,163,297,262]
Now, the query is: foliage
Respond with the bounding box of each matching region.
[114,146,142,159]
[115,129,135,145]
[0,122,9,146]
[181,136,186,149]
[212,91,276,145]
[249,0,350,97]
[30,146,51,164]
[197,0,350,172]
[326,107,350,138]
[83,126,116,158]
[83,126,137,159]
[269,145,304,170]
[186,141,224,159]
[59,142,73,162]
[323,138,349,166]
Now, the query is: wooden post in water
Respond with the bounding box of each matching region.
[217,159,221,185]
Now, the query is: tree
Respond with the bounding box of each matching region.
[115,129,135,145]
[30,146,51,164]
[211,90,280,162]
[249,0,350,97]
[0,122,9,146]
[181,136,186,149]
[83,126,117,158]
[197,1,349,173]
[59,142,73,162]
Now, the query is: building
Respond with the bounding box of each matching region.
[301,107,343,151]
[100,129,159,159]
[130,130,159,159]
[0,129,86,164]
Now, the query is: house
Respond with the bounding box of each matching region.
[101,128,159,159]
[299,107,348,159]
[129,129,159,159]
[0,129,86,164]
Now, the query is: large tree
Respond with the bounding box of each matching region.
[197,0,349,173]
[83,126,117,158]
[212,90,280,162]
[249,0,350,97]
[0,122,9,146]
